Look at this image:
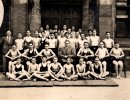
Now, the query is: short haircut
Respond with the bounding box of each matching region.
[115,41,119,44]
[88,29,92,33]
[31,57,36,60]
[79,57,84,61]
[66,57,71,60]
[53,56,58,60]
[106,31,110,34]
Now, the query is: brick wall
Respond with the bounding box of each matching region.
[29,0,41,36]
[11,0,28,37]
[99,4,113,40]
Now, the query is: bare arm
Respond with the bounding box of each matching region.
[95,49,99,57]
[5,50,13,60]
[47,49,56,60]
[77,49,83,57]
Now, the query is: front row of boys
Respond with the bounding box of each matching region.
[6,56,108,81]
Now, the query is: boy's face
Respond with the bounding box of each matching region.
[68,29,71,33]
[55,32,58,37]
[65,42,70,47]
[42,57,47,62]
[50,34,55,39]
[26,31,31,36]
[61,31,64,37]
[65,33,69,38]
[81,34,85,39]
[12,45,16,50]
[95,58,99,63]
[84,43,89,48]
[72,26,75,31]
[40,27,43,32]
[46,25,49,29]
[106,33,110,38]
[6,31,11,36]
[89,31,92,36]
[93,30,97,36]
[79,59,84,64]
[35,33,39,37]
[63,25,67,30]
[53,58,58,63]
[78,29,82,33]
[54,25,58,29]
[67,58,71,64]
[18,34,22,38]
[115,44,119,48]
[99,42,104,48]
[32,58,36,64]
[45,44,49,49]
[17,58,21,63]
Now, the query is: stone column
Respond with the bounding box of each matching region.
[99,0,114,40]
[82,0,89,36]
[11,0,28,37]
[29,0,41,35]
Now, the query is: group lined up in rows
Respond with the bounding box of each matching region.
[2,25,124,81]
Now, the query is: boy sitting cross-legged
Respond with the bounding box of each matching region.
[62,57,78,80]
[27,56,50,82]
[48,57,64,81]
[90,57,109,80]
[76,57,91,79]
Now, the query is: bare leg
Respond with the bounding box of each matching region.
[113,60,119,78]
[71,75,78,80]
[90,72,99,79]
[102,71,109,78]
[33,73,49,81]
[87,61,93,71]
[118,61,123,79]
[49,72,63,81]
[6,72,16,80]
[8,61,13,73]
[102,61,107,73]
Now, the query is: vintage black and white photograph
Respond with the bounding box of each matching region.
[0,0,129,100]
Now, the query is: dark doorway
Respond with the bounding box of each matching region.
[41,0,82,30]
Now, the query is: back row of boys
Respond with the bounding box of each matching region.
[8,24,114,53]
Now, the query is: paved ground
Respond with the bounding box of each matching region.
[0,72,130,100]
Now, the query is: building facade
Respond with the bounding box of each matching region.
[0,0,130,41]
[1,0,128,39]
[0,0,130,70]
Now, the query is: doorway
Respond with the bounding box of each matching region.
[41,0,82,30]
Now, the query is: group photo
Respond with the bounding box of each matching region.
[0,0,130,100]
[2,25,125,82]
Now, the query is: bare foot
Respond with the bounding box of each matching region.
[116,76,119,79]
[15,78,20,82]
[57,79,63,82]
[118,75,122,79]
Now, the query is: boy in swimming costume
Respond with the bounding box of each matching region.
[62,57,78,80]
[48,57,64,81]
[76,58,91,79]
[28,56,49,81]
[6,58,29,81]
[90,57,108,79]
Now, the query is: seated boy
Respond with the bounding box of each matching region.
[76,58,91,79]
[62,57,78,80]
[28,56,50,81]
[6,58,29,81]
[48,57,64,81]
[27,57,39,81]
[90,57,109,79]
